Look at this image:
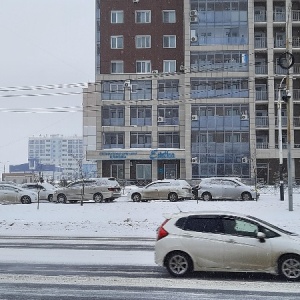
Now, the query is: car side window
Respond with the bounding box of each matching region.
[184,217,222,233]
[223,217,258,237]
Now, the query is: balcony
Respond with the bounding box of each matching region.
[254,37,267,48]
[293,37,300,48]
[275,116,288,127]
[256,142,269,149]
[294,89,300,101]
[292,10,300,22]
[254,12,266,22]
[256,116,269,127]
[273,12,285,22]
[255,90,268,101]
[274,39,286,48]
[255,64,268,75]
[274,64,288,75]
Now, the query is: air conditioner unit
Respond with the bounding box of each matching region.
[152,70,159,74]
[191,157,198,163]
[241,114,248,120]
[180,65,185,71]
[190,10,198,17]
[190,16,198,22]
[157,116,164,123]
[241,157,248,164]
[192,115,199,121]
[124,80,131,89]
[191,36,198,42]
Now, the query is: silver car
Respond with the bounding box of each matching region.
[130,179,193,202]
[21,182,56,202]
[0,184,38,204]
[193,177,259,201]
[155,211,300,281]
[54,177,121,203]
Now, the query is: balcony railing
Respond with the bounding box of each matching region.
[256,116,269,127]
[255,90,268,101]
[292,10,300,22]
[255,64,268,74]
[274,39,286,48]
[256,142,269,149]
[294,117,300,127]
[274,65,288,75]
[254,37,267,48]
[294,89,300,101]
[275,116,288,127]
[293,37,300,48]
[273,12,285,22]
[254,12,266,22]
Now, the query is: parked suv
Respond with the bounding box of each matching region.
[0,184,38,204]
[130,179,193,202]
[192,177,258,201]
[155,211,300,280]
[54,177,121,203]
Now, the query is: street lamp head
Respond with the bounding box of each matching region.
[282,90,291,102]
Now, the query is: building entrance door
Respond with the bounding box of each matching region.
[164,164,177,179]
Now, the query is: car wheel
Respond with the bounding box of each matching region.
[21,196,31,204]
[241,192,252,201]
[57,194,67,203]
[168,192,178,202]
[132,193,142,202]
[48,194,54,202]
[94,193,104,203]
[165,251,193,277]
[202,192,212,201]
[279,255,300,281]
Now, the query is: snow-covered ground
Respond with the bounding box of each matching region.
[1,188,300,238]
[0,189,300,272]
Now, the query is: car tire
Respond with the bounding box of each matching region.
[202,192,212,201]
[132,193,142,202]
[241,192,252,201]
[168,192,178,202]
[94,193,104,203]
[57,194,67,204]
[165,251,193,277]
[21,196,31,204]
[279,255,300,281]
[48,194,54,202]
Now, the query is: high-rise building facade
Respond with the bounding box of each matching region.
[84,0,300,184]
[28,134,83,179]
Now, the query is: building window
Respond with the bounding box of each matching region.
[130,106,152,126]
[102,106,125,126]
[158,132,180,148]
[163,10,176,23]
[111,36,123,49]
[157,106,179,125]
[136,35,151,48]
[163,35,176,48]
[136,164,151,180]
[130,80,152,100]
[102,81,124,100]
[111,61,124,74]
[163,60,176,73]
[136,61,151,73]
[158,80,179,100]
[111,11,124,23]
[135,10,151,23]
[103,133,124,149]
[130,132,152,148]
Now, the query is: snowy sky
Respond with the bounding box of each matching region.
[0,1,95,170]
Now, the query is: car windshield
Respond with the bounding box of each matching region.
[247,215,296,235]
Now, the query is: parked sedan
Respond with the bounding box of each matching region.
[155,211,300,281]
[192,177,258,201]
[22,182,57,202]
[0,184,38,204]
[130,179,193,202]
[54,177,121,203]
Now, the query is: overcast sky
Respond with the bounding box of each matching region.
[0,1,95,171]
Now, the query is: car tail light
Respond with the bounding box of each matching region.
[156,219,170,241]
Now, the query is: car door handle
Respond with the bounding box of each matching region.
[182,234,193,238]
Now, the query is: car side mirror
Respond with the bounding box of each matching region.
[257,231,266,243]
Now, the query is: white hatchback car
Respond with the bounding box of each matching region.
[155,211,300,281]
[130,179,193,202]
[0,184,38,204]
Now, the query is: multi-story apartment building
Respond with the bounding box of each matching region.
[84,0,300,184]
[28,134,83,179]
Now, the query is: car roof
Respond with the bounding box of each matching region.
[164,210,248,219]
